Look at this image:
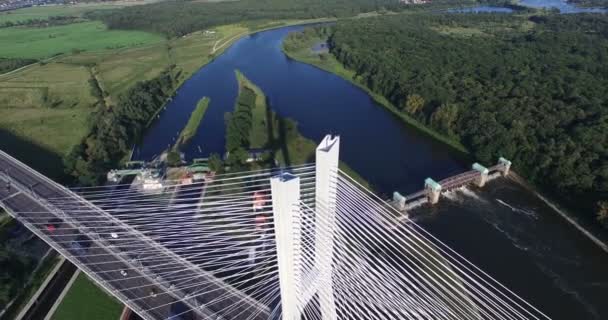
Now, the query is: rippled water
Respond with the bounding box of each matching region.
[452,0,607,13]
[520,0,607,13]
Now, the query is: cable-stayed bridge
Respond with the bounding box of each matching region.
[0,135,549,320]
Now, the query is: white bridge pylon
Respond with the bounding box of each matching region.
[269,134,551,320]
[271,135,340,320]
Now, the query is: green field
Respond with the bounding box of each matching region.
[0,61,93,177]
[0,22,250,177]
[0,2,167,24]
[175,97,211,149]
[0,4,121,24]
[51,273,122,320]
[0,21,164,59]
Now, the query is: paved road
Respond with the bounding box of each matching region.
[0,150,270,320]
[21,261,77,320]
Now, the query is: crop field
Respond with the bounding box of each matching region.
[0,5,117,24]
[0,21,164,59]
[0,2,161,24]
[0,62,93,172]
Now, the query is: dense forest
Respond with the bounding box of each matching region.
[86,0,479,37]
[64,71,175,185]
[309,13,608,222]
[225,84,258,171]
[0,245,34,306]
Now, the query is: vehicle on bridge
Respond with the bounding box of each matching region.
[70,235,92,256]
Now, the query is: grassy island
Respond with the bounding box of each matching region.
[175,97,210,150]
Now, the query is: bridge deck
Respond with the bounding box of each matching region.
[0,151,270,320]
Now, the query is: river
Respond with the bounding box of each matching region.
[452,0,607,13]
[133,19,608,320]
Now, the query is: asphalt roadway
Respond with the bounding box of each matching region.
[0,151,270,320]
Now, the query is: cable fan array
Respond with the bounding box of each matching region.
[286,169,551,320]
[11,162,550,320]
[21,165,314,320]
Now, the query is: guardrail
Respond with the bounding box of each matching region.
[0,149,270,320]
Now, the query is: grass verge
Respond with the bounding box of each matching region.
[50,273,122,320]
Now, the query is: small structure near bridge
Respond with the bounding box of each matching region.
[393,157,512,213]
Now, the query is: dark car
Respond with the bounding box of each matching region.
[70,234,92,256]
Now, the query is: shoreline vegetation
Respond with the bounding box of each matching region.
[174,97,210,150]
[282,16,608,243]
[223,70,371,188]
[281,30,470,157]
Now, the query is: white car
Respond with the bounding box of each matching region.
[120,269,128,277]
[110,232,119,239]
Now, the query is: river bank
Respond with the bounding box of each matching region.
[281,33,470,157]
[509,172,608,253]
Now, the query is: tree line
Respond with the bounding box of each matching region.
[224,85,258,171]
[318,13,607,223]
[0,58,36,74]
[64,71,175,185]
[0,15,80,29]
[85,0,481,37]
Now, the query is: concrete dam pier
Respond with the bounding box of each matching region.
[393,157,512,213]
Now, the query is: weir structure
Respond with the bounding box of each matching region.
[393,157,513,213]
[0,138,548,320]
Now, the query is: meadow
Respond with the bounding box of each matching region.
[0,2,160,24]
[0,22,251,176]
[0,21,164,59]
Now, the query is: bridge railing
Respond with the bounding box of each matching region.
[0,171,161,320]
[0,150,270,320]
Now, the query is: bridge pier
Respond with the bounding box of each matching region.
[424,178,442,205]
[393,192,406,211]
[270,173,303,320]
[472,163,489,187]
[498,157,512,177]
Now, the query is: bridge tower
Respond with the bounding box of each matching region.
[424,178,442,205]
[314,135,339,320]
[472,163,489,187]
[498,157,512,177]
[270,173,303,320]
[270,134,339,320]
